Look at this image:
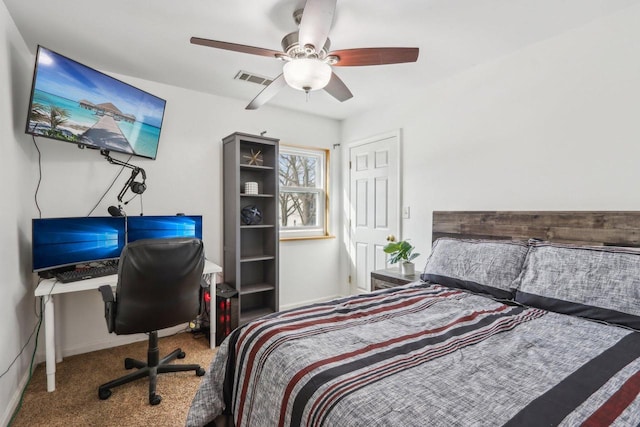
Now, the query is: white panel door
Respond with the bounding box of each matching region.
[349,132,400,293]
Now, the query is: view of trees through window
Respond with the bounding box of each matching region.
[279,152,318,227]
[279,145,328,238]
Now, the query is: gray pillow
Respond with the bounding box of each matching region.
[515,241,640,329]
[421,238,529,300]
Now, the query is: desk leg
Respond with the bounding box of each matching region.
[55,302,62,363]
[44,295,56,392]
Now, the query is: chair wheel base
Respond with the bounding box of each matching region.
[177,351,186,359]
[196,367,206,376]
[124,358,136,369]
[150,393,162,405]
[99,388,112,400]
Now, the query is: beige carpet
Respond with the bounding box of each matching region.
[11,332,217,427]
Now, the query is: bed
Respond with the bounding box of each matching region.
[187,211,640,426]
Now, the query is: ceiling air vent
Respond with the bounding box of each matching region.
[234,70,273,86]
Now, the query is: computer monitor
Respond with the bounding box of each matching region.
[32,217,126,272]
[126,215,202,243]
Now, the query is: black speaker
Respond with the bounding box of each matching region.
[215,283,238,346]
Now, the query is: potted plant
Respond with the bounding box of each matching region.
[383,235,420,275]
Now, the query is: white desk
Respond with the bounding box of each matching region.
[34,259,222,392]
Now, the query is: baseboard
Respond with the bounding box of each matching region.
[279,294,343,311]
[1,365,31,427]
[35,324,188,364]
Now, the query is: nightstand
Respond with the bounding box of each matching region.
[371,268,420,291]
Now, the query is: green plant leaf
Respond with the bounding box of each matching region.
[383,239,418,264]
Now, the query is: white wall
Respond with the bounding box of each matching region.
[341,3,640,271]
[0,1,40,424]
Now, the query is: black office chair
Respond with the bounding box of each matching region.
[98,237,206,405]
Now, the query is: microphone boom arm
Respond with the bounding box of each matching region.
[101,150,146,203]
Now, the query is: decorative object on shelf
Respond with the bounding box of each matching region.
[241,205,263,225]
[242,149,263,166]
[244,182,259,195]
[383,235,420,276]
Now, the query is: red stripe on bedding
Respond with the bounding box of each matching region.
[242,288,464,421]
[306,308,545,426]
[235,285,445,352]
[276,305,512,426]
[581,370,640,427]
[236,289,457,425]
[253,291,457,373]
[235,286,459,421]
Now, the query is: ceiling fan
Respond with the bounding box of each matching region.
[190,0,419,110]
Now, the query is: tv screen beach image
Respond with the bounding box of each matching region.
[26,47,166,159]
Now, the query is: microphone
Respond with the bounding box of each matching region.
[108,205,124,217]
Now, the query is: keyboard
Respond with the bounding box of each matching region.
[55,264,118,283]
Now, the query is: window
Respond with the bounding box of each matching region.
[279,145,329,239]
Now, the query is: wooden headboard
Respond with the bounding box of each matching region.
[432,211,640,247]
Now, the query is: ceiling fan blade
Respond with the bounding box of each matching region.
[246,74,287,110]
[330,47,419,66]
[190,37,282,59]
[298,0,337,53]
[324,72,353,102]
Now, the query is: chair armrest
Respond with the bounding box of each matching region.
[98,285,116,333]
[98,285,114,302]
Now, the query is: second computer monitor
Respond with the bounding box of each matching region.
[126,215,202,243]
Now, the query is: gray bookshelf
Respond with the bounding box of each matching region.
[222,132,279,325]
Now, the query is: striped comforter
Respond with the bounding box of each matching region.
[187,283,640,426]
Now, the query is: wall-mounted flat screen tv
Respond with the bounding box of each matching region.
[25,46,166,160]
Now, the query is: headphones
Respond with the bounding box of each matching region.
[130,180,146,195]
[130,168,147,195]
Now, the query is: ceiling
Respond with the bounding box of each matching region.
[4,0,639,120]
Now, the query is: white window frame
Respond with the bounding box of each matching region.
[279,145,329,240]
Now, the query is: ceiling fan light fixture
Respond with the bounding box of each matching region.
[191,0,418,109]
[283,58,331,92]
